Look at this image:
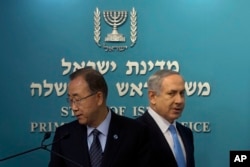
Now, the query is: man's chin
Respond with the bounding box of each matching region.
[77,118,87,125]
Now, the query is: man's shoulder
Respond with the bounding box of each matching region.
[111,112,146,127]
[55,120,80,132]
[176,121,193,134]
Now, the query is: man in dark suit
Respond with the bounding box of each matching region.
[48,67,150,167]
[137,69,195,167]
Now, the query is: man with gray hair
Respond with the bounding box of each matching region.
[137,69,195,167]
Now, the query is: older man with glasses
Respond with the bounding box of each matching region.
[48,67,151,167]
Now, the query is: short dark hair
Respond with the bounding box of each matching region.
[69,67,108,99]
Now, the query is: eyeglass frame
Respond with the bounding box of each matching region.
[67,92,97,106]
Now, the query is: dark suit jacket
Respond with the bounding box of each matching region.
[136,111,195,167]
[48,111,150,167]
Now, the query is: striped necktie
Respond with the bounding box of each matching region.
[89,129,102,167]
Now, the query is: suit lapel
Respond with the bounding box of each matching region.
[176,123,192,167]
[101,112,122,167]
[141,111,177,163]
[72,123,91,167]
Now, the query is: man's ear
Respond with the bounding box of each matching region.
[148,90,157,105]
[96,91,104,105]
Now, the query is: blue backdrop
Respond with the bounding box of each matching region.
[1,0,250,167]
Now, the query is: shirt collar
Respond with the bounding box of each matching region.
[148,107,176,132]
[87,109,111,137]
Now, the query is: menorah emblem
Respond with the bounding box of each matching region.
[94,7,137,51]
[103,10,127,42]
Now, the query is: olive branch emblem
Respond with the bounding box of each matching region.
[130,7,137,47]
[94,7,101,46]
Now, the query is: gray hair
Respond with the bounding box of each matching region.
[147,69,181,95]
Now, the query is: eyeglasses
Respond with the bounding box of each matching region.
[67,92,97,106]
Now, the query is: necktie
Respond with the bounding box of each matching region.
[89,129,102,167]
[169,124,186,167]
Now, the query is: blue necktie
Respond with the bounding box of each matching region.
[89,129,102,167]
[169,125,186,167]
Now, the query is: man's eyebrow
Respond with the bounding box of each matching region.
[67,93,79,97]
